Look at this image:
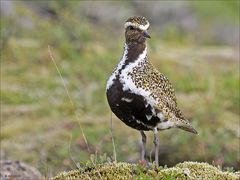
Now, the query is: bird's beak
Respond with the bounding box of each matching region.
[143,31,151,39]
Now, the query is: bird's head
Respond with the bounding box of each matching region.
[124,16,150,44]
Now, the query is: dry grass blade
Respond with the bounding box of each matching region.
[68,133,81,170]
[48,45,90,153]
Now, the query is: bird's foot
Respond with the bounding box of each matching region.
[138,159,153,169]
[138,159,148,166]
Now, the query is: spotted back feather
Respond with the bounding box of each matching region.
[128,59,186,121]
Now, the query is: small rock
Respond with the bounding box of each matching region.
[0,160,43,180]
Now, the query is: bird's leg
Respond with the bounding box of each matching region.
[153,127,159,166]
[140,131,147,162]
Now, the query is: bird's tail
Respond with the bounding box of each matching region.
[174,118,198,134]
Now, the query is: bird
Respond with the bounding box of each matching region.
[106,16,197,166]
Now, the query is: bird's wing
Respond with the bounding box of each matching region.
[133,63,197,133]
[146,63,186,120]
[127,60,185,120]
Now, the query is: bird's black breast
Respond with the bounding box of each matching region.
[106,78,160,131]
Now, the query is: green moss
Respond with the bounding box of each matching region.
[52,162,133,180]
[52,161,239,180]
[175,162,239,180]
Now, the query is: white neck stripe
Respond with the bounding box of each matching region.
[106,44,148,90]
[106,44,129,90]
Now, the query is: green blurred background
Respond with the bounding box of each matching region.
[1,0,239,177]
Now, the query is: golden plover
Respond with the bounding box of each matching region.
[106,16,197,166]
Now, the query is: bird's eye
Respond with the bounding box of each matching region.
[129,26,134,30]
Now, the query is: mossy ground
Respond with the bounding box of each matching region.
[52,161,240,180]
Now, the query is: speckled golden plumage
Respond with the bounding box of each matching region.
[129,61,177,112]
[128,60,193,126]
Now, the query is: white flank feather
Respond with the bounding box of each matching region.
[157,113,165,121]
[146,114,152,121]
[121,97,133,103]
[157,121,175,130]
